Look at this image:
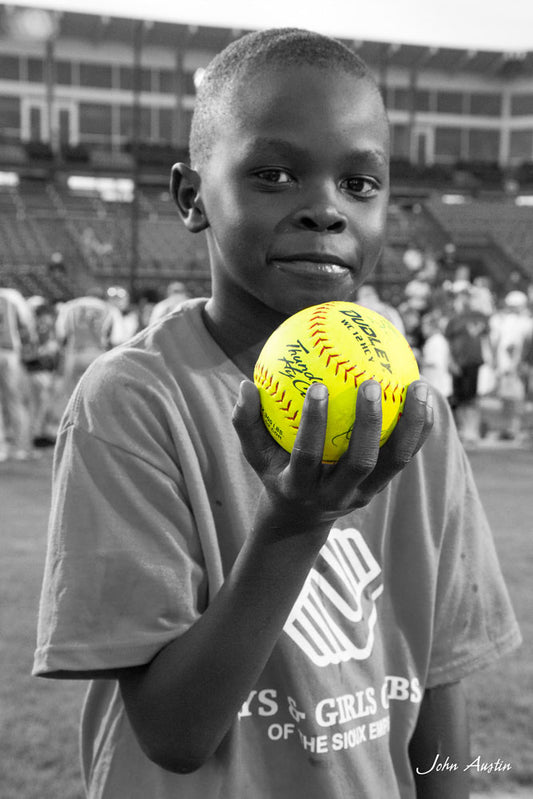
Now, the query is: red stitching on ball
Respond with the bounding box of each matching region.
[326,353,340,368]
[334,359,349,376]
[308,313,368,386]
[256,364,301,431]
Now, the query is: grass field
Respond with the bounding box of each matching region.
[0,446,531,798]
[463,447,533,794]
[1,451,86,799]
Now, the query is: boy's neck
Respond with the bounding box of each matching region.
[202,297,284,379]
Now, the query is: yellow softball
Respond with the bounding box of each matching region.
[254,301,419,463]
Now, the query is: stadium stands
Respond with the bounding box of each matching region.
[1,7,533,302]
[424,196,533,287]
[3,170,533,303]
[0,176,211,300]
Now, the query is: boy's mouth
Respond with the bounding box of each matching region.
[270,254,352,277]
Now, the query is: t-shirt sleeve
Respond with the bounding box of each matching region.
[33,421,207,676]
[422,399,521,687]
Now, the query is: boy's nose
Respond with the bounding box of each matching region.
[292,204,347,233]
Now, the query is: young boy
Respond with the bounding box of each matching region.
[34,29,520,799]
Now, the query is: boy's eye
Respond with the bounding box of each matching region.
[342,176,379,197]
[254,169,293,184]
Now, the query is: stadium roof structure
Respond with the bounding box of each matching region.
[2,3,533,79]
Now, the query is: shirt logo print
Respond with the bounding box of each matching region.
[284,527,383,667]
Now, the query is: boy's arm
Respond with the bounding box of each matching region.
[118,378,433,774]
[409,681,470,799]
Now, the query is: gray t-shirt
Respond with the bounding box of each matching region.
[34,298,521,799]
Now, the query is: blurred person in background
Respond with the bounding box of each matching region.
[471,276,496,317]
[420,309,453,401]
[103,286,140,347]
[55,287,115,405]
[397,278,431,362]
[48,250,67,279]
[489,290,533,442]
[524,284,533,399]
[0,287,36,461]
[445,279,490,446]
[355,284,405,333]
[469,280,497,402]
[149,281,190,325]
[25,297,61,447]
[136,287,162,329]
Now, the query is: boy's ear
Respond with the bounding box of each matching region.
[170,163,208,233]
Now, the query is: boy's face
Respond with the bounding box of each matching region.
[194,65,389,320]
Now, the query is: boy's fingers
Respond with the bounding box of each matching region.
[355,380,434,498]
[331,380,382,492]
[329,379,433,507]
[232,380,280,474]
[409,382,434,457]
[233,377,434,512]
[232,379,262,425]
[384,380,434,463]
[288,383,328,477]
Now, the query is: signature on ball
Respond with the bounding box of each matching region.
[278,339,322,397]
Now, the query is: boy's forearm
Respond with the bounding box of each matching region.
[409,681,470,799]
[119,491,331,774]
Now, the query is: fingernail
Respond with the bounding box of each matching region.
[236,380,256,418]
[236,380,247,407]
[363,381,381,401]
[414,382,429,402]
[309,382,327,400]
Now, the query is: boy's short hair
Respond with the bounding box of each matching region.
[189,27,380,167]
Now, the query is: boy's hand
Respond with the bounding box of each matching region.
[233,378,433,528]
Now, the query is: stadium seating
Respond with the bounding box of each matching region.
[2,165,532,303]
[424,197,533,283]
[0,177,211,299]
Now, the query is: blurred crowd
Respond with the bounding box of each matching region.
[357,271,533,447]
[1,271,532,462]
[0,280,189,462]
